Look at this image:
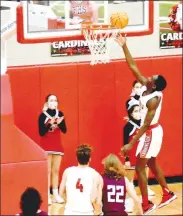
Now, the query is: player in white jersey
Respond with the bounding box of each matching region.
[59,144,103,215]
[115,35,177,215]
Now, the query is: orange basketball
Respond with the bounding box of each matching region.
[110,12,129,29]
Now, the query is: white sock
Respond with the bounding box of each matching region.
[52,188,59,197]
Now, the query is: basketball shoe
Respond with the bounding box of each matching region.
[158,191,177,208]
[142,200,156,215]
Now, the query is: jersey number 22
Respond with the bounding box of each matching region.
[107,185,124,203]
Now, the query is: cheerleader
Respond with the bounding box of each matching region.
[38,94,67,205]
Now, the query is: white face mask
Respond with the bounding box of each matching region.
[132,112,141,120]
[48,101,58,109]
[133,88,142,96]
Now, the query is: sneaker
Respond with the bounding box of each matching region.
[158,191,177,208]
[52,194,64,204]
[147,186,155,196]
[142,201,156,215]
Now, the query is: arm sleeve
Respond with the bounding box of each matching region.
[123,123,131,145]
[38,113,52,136]
[123,123,133,162]
[58,111,67,133]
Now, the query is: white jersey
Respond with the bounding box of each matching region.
[65,166,98,214]
[140,86,163,126]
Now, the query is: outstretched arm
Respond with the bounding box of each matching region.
[115,35,148,85]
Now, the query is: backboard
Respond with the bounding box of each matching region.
[16,1,154,44]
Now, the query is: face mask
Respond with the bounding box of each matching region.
[48,101,58,109]
[132,112,141,120]
[134,88,142,96]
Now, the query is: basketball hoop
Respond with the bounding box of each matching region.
[81,23,120,65]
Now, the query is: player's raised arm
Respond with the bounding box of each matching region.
[115,35,148,85]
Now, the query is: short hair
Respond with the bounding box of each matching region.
[20,187,42,216]
[155,75,167,91]
[76,144,92,165]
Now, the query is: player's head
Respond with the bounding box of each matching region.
[20,187,42,216]
[128,104,140,121]
[76,144,92,165]
[45,94,58,110]
[132,80,142,96]
[103,154,126,180]
[147,75,167,92]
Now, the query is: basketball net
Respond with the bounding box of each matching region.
[82,24,120,65]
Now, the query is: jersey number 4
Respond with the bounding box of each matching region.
[107,185,124,203]
[76,178,83,192]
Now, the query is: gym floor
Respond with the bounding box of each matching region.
[48,183,182,215]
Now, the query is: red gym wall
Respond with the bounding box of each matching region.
[8,55,182,178]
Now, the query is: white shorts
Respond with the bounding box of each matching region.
[136,125,163,159]
[64,209,94,215]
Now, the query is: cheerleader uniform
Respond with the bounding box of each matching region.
[38,108,67,155]
[123,119,140,168]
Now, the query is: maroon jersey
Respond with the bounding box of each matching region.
[18,210,48,216]
[102,175,127,216]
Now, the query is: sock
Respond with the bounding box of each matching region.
[52,188,59,197]
[162,187,169,196]
[142,195,148,206]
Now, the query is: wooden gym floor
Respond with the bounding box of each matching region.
[48,183,182,215]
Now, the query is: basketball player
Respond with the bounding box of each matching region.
[168,0,182,32]
[59,144,103,215]
[102,154,143,215]
[115,35,177,215]
[69,1,98,23]
[38,94,67,205]
[125,81,155,196]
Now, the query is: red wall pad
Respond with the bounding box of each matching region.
[1,116,48,215]
[8,55,182,177]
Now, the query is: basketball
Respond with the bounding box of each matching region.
[110,12,129,29]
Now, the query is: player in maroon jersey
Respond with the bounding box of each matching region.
[16,187,48,216]
[102,154,143,215]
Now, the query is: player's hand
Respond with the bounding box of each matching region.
[114,34,127,47]
[57,116,64,125]
[125,161,131,169]
[123,116,129,122]
[121,143,133,156]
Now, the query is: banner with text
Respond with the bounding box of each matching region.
[51,40,90,56]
